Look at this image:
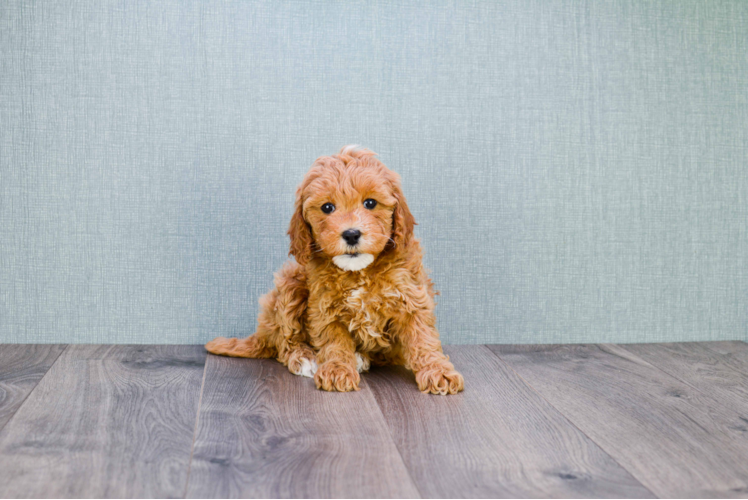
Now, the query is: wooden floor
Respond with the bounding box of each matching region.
[1,343,747,498]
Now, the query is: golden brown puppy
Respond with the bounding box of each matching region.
[206,146,463,394]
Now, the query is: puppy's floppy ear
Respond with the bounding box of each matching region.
[390,180,416,250]
[287,187,314,266]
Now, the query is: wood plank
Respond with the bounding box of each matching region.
[490,344,748,498]
[622,342,748,416]
[186,354,420,499]
[0,345,66,431]
[701,340,748,367]
[0,345,207,499]
[367,345,653,498]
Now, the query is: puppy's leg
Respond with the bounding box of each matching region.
[394,311,464,395]
[206,262,315,376]
[205,289,283,359]
[269,262,316,376]
[311,322,360,392]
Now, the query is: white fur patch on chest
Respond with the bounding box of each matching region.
[332,253,374,271]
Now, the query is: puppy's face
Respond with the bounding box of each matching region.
[304,167,396,271]
[289,147,415,271]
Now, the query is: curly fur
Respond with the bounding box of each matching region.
[206,146,464,394]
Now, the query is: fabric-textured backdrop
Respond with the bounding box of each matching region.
[2,0,747,344]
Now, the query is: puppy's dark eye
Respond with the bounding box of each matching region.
[321,203,335,214]
[363,199,377,210]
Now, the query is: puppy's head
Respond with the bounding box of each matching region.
[288,145,415,271]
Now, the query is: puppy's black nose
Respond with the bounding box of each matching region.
[342,229,361,246]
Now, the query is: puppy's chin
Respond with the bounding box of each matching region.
[332,253,375,272]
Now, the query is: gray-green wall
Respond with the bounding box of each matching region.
[2,1,747,344]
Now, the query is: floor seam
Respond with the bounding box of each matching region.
[182,352,210,499]
[482,345,660,499]
[616,343,748,416]
[365,380,424,499]
[699,342,748,379]
[0,344,69,436]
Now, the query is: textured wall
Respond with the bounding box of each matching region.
[1,0,747,344]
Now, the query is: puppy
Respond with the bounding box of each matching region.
[206,146,464,395]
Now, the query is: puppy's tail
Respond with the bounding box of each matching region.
[205,333,277,359]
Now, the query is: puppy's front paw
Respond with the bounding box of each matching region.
[314,361,360,392]
[416,365,464,395]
